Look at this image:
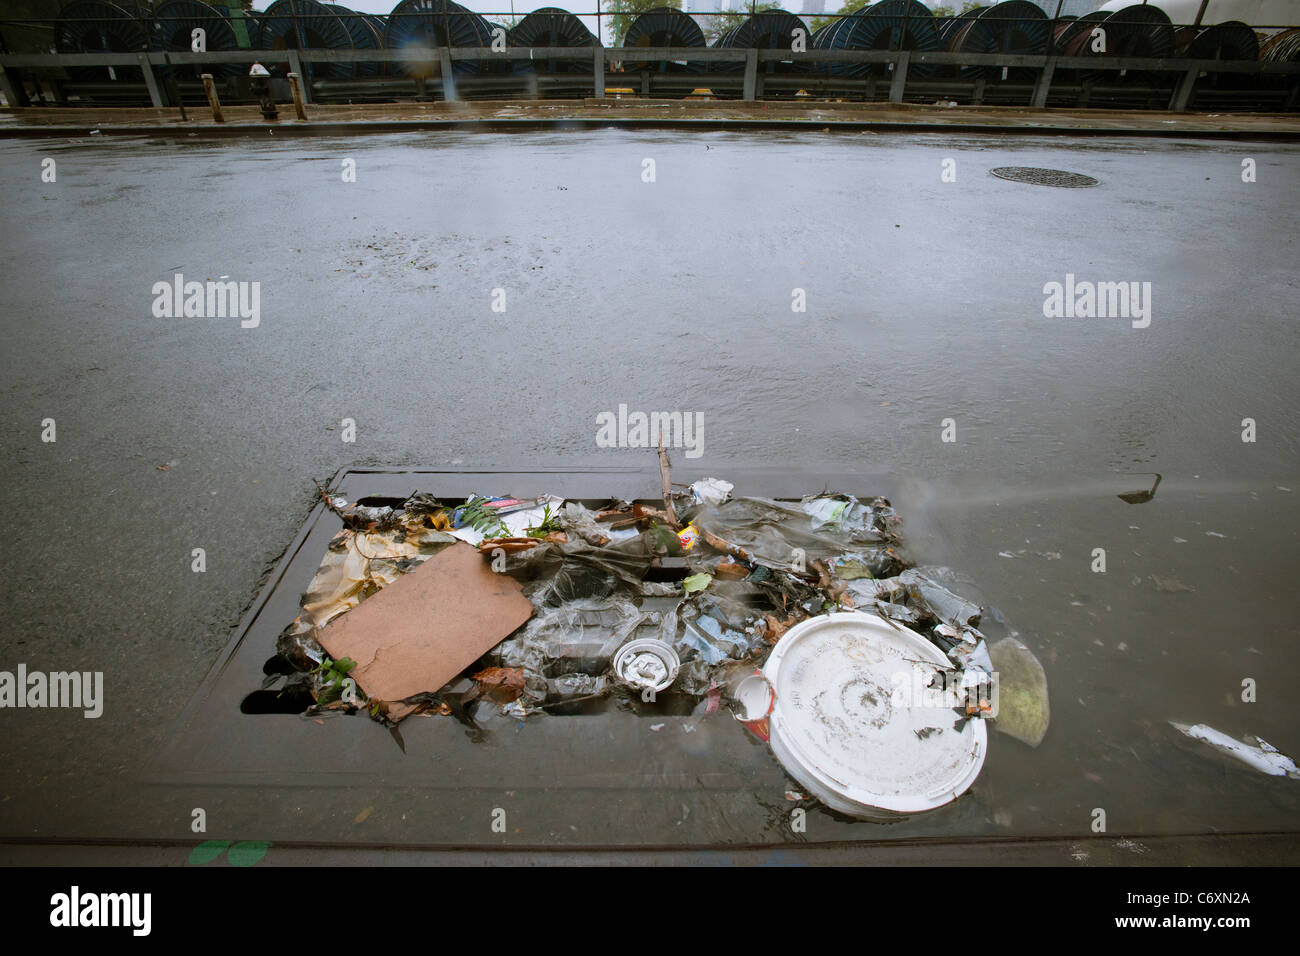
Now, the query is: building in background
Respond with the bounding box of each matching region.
[1097,0,1297,26]
[1029,0,1103,15]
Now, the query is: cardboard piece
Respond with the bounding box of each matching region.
[316,542,534,707]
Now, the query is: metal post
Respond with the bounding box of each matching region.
[286,50,310,102]
[1169,66,1197,111]
[888,51,909,104]
[0,67,29,108]
[166,74,187,120]
[200,73,225,122]
[1031,59,1055,108]
[138,54,165,108]
[595,0,603,95]
[743,48,757,100]
[287,71,307,120]
[439,48,457,101]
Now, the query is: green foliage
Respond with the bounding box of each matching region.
[310,656,357,704]
[702,2,782,44]
[649,522,683,555]
[810,0,870,33]
[810,1,982,35]
[605,0,682,48]
[455,499,512,539]
[524,503,562,539]
[682,572,713,593]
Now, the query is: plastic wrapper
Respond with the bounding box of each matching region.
[678,598,762,665]
[899,568,982,628]
[509,597,682,704]
[691,496,903,573]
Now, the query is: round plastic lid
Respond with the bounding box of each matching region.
[613,638,680,692]
[762,612,986,818]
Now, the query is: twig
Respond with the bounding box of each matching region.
[313,478,347,517]
[657,432,680,529]
[701,528,752,563]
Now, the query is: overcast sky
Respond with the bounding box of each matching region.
[323,1,939,15]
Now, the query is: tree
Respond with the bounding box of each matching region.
[811,0,981,33]
[701,2,783,45]
[604,0,682,49]
[809,0,870,34]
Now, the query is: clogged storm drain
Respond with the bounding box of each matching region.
[989,167,1100,188]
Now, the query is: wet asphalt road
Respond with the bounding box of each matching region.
[0,128,1296,850]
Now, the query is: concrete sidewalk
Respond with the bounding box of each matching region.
[3,98,1299,139]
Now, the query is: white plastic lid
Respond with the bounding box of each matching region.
[613,638,680,693]
[762,611,986,818]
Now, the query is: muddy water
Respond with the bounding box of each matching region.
[0,129,1296,847]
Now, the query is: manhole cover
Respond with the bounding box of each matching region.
[990,167,1100,188]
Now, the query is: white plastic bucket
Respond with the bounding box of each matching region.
[762,611,986,821]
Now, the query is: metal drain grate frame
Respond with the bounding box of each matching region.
[989,166,1100,187]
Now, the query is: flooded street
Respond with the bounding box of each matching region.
[0,128,1297,850]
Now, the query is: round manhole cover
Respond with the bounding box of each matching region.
[990,166,1100,188]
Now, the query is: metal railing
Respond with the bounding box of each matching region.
[2,6,1298,113]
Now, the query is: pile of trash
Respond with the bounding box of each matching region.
[269,463,1053,817]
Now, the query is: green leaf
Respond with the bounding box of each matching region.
[682,573,712,594]
[188,840,231,865]
[650,523,682,555]
[227,841,271,867]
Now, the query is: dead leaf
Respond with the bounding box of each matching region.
[471,666,526,704]
[715,559,748,580]
[763,613,799,644]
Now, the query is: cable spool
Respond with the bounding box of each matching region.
[151,0,241,78]
[1260,27,1300,64]
[978,1,1049,82]
[1052,9,1108,85]
[1054,9,1105,56]
[813,0,940,80]
[715,9,810,77]
[258,0,358,79]
[621,7,706,76]
[1181,20,1259,90]
[1077,4,1174,85]
[331,4,386,77]
[509,7,594,80]
[54,0,149,82]
[384,0,494,78]
[939,7,994,80]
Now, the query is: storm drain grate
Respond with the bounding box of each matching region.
[989,166,1100,188]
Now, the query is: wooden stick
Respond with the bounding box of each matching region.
[657,432,680,529]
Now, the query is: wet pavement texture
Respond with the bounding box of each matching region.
[0,129,1297,852]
